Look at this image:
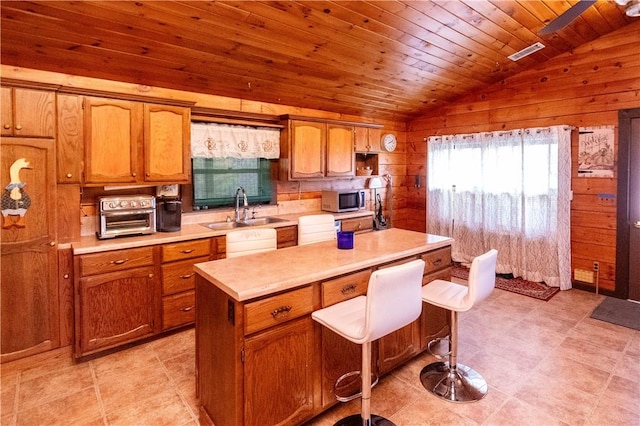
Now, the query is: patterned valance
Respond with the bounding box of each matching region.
[191,122,280,159]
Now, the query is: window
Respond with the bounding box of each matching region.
[427,126,572,289]
[192,157,273,209]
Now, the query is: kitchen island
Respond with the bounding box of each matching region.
[194,228,453,426]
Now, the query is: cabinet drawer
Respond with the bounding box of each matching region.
[277,225,297,248]
[244,286,314,335]
[422,267,452,286]
[321,269,370,307]
[341,217,373,233]
[421,247,451,275]
[162,239,211,263]
[162,291,195,330]
[161,256,209,296]
[79,247,154,277]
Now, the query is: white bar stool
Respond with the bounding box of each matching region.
[312,259,425,426]
[419,249,498,403]
[225,228,277,258]
[298,214,336,245]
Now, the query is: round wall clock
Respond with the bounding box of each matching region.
[381,133,397,152]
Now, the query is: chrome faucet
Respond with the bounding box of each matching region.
[234,186,249,222]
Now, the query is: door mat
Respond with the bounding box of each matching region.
[590,296,640,331]
[451,265,560,301]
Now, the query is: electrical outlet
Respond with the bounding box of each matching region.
[593,262,599,272]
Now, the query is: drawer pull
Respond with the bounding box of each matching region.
[271,305,292,319]
[181,306,194,312]
[180,249,194,254]
[341,284,356,294]
[111,259,128,265]
[180,273,195,279]
[433,258,442,265]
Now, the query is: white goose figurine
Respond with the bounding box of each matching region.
[2,158,32,228]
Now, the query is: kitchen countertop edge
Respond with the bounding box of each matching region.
[71,210,374,255]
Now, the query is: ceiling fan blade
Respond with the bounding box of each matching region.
[538,0,597,35]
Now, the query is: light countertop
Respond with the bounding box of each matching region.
[71,210,374,255]
[194,229,453,301]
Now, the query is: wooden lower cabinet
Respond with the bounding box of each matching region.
[244,317,316,425]
[76,267,155,356]
[160,238,213,331]
[340,216,373,234]
[197,244,453,426]
[1,137,58,363]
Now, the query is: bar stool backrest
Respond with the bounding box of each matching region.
[363,259,425,343]
[226,228,278,258]
[464,249,498,309]
[298,214,336,245]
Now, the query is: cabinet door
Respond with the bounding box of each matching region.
[143,104,190,182]
[1,87,13,137]
[354,127,382,153]
[57,94,84,183]
[320,327,362,409]
[1,88,55,138]
[1,137,58,362]
[244,316,315,426]
[290,120,325,179]
[326,124,355,177]
[76,266,155,356]
[84,97,142,184]
[377,320,421,374]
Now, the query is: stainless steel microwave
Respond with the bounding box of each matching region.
[321,190,365,213]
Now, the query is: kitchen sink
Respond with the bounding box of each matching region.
[201,217,288,230]
[202,221,248,230]
[241,217,289,226]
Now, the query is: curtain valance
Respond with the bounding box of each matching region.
[191,122,280,159]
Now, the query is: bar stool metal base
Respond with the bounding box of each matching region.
[419,361,488,403]
[334,414,395,426]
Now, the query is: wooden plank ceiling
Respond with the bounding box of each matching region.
[0,1,635,122]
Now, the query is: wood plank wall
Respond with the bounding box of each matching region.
[403,21,640,294]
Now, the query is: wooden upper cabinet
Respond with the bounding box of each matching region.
[326,124,355,177]
[57,94,84,183]
[1,87,55,138]
[83,97,190,186]
[143,104,190,183]
[290,120,326,179]
[282,118,357,180]
[354,126,382,153]
[84,97,141,184]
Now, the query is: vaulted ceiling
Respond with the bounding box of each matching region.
[1,1,636,122]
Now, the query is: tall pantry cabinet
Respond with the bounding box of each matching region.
[0,85,59,363]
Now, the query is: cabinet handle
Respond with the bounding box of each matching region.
[111,259,128,265]
[49,241,55,246]
[433,258,442,266]
[180,306,194,312]
[180,273,194,279]
[3,124,10,129]
[341,284,356,294]
[66,173,73,178]
[271,305,292,319]
[132,172,136,177]
[15,125,22,130]
[180,249,194,254]
[63,273,70,279]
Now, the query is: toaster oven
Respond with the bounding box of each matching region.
[97,195,156,239]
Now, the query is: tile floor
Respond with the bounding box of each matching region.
[1,286,639,426]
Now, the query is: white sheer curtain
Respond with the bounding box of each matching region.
[191,122,280,159]
[427,126,572,290]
